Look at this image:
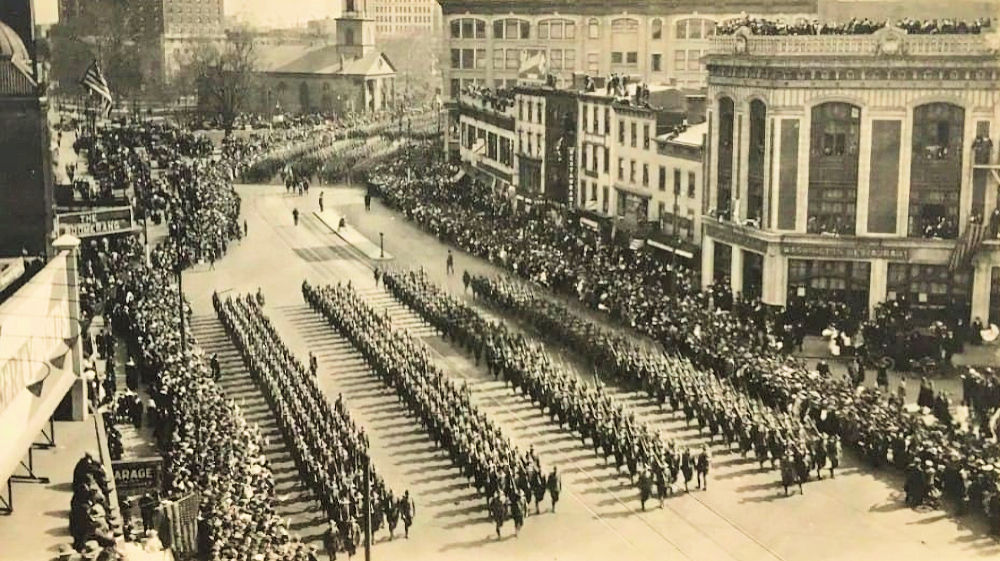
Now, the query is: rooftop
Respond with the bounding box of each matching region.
[256,46,396,77]
[437,0,816,16]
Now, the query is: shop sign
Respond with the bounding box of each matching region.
[55,207,135,238]
[781,244,910,261]
[704,220,768,254]
[112,457,163,495]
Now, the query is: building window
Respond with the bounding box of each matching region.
[588,18,599,39]
[493,48,503,69]
[651,18,662,39]
[658,166,666,191]
[604,108,610,134]
[505,49,519,69]
[591,105,598,132]
[688,171,696,197]
[618,158,624,180]
[582,105,589,132]
[618,120,625,144]
[676,20,687,39]
[651,53,662,72]
[451,18,486,39]
[587,52,599,73]
[550,49,563,70]
[643,124,650,149]
[451,49,461,69]
[642,164,649,186]
[629,160,636,183]
[673,169,681,194]
[581,146,588,169]
[603,147,609,173]
[611,52,623,64]
[450,79,459,96]
[565,50,576,70]
[626,52,638,65]
[630,122,637,147]
[687,50,701,70]
[673,50,685,70]
[475,48,486,69]
[494,18,530,39]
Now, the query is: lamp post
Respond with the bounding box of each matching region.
[379,232,384,258]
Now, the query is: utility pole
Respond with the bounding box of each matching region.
[363,456,372,561]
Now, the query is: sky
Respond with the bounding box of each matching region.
[224,0,340,28]
[30,0,340,28]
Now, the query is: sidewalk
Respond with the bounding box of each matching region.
[314,208,393,261]
[0,416,103,561]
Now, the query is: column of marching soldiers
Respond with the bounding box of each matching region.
[301,281,563,539]
[213,292,415,558]
[381,268,843,500]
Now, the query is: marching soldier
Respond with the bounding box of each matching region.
[696,445,711,491]
[399,490,415,539]
[547,466,561,513]
[638,466,653,511]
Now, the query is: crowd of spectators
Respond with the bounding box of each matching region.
[717,16,992,36]
[71,115,320,559]
[461,84,516,112]
[370,142,1000,528]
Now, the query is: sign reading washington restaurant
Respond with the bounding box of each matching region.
[55,206,135,238]
[781,243,910,261]
[112,457,164,495]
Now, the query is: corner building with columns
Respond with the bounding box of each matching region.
[701,26,1000,324]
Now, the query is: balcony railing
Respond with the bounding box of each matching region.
[709,28,999,58]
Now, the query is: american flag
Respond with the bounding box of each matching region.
[80,59,113,117]
[948,220,989,273]
[163,492,201,555]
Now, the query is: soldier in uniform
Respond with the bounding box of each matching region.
[323,520,339,560]
[511,489,527,537]
[489,492,506,538]
[638,466,653,510]
[547,466,561,513]
[399,490,415,538]
[696,445,711,491]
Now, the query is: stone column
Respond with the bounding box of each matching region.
[52,234,86,421]
[971,258,992,324]
[701,235,715,290]
[868,259,889,319]
[761,250,787,308]
[730,244,744,296]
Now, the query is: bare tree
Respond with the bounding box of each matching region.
[194,32,257,136]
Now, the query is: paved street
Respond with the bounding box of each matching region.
[180,184,1000,561]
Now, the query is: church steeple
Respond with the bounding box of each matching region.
[337,0,375,61]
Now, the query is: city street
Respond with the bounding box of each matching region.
[180,183,1000,561]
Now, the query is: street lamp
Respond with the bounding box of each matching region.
[379,232,384,258]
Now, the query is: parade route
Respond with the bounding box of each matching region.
[178,184,1000,561]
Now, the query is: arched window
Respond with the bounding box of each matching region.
[808,102,861,235]
[494,18,530,40]
[538,18,575,40]
[747,100,767,222]
[450,17,486,39]
[651,18,662,39]
[716,97,735,217]
[588,18,600,39]
[908,102,965,238]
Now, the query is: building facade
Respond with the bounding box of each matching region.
[458,91,516,192]
[0,18,53,258]
[701,25,1000,322]
[371,0,441,38]
[438,0,817,99]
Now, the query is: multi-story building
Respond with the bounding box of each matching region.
[58,0,225,82]
[371,0,441,38]
[157,0,226,79]
[457,90,517,192]
[701,24,1000,322]
[438,0,817,100]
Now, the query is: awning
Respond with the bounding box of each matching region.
[647,238,694,259]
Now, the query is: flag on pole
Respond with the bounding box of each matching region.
[80,59,113,117]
